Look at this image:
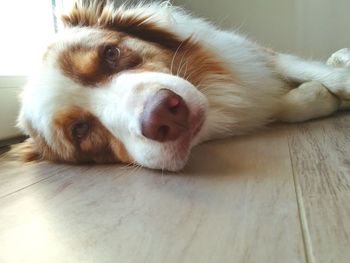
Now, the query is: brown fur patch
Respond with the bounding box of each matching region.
[58,38,142,86]
[10,124,60,162]
[168,38,237,87]
[61,1,184,50]
[16,108,132,164]
[59,1,236,88]
[119,36,236,88]
[110,16,184,50]
[52,106,132,163]
[10,138,42,162]
[58,43,110,86]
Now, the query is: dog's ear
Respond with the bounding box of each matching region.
[9,138,41,162]
[61,0,107,27]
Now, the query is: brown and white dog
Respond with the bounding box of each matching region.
[16,0,350,171]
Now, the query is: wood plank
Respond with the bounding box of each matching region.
[0,127,305,263]
[288,113,350,263]
[0,159,71,198]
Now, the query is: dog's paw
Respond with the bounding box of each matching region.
[327,48,350,68]
[326,49,350,100]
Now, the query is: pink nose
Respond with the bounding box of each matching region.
[140,89,190,142]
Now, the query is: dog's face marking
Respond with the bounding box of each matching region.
[56,30,174,87]
[17,2,235,171]
[19,26,209,170]
[22,106,131,164]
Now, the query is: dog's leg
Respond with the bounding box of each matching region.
[277,81,340,122]
[274,53,350,99]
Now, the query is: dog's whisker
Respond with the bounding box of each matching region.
[178,60,189,79]
[120,161,135,170]
[170,39,186,75]
[177,54,186,77]
[176,43,195,77]
[184,69,196,83]
[127,162,142,176]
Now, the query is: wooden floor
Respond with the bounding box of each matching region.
[0,113,349,263]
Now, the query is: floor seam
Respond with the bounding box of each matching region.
[0,165,76,199]
[287,132,315,263]
[0,174,58,199]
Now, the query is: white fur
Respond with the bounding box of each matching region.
[18,2,350,171]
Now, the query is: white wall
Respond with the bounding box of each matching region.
[174,0,350,60]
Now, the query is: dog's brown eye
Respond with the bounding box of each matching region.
[104,45,120,64]
[71,121,89,141]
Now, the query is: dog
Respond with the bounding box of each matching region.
[15,0,350,171]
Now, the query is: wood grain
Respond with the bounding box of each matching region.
[288,113,350,263]
[0,127,305,263]
[0,159,71,198]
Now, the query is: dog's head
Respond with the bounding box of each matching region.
[16,1,230,171]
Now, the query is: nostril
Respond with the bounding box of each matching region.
[158,125,170,141]
[168,105,178,114]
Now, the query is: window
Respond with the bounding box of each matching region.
[0,0,72,141]
[0,0,57,75]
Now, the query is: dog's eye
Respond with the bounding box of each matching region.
[104,45,120,64]
[71,121,89,141]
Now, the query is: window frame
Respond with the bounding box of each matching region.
[0,76,27,89]
[0,76,27,141]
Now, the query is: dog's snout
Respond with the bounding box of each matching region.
[141,89,190,142]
